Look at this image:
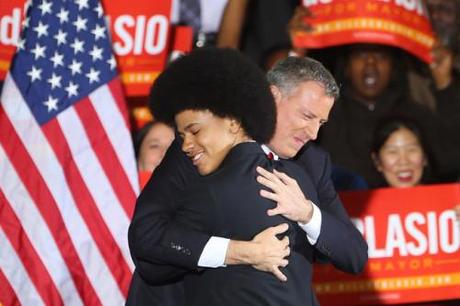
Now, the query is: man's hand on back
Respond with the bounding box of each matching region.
[225,223,290,282]
[256,167,314,224]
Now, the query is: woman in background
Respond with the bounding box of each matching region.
[133,120,174,188]
[371,116,460,306]
[370,115,437,188]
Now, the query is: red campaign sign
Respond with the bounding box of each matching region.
[138,171,152,190]
[104,0,171,96]
[293,0,435,63]
[0,0,22,80]
[313,184,460,305]
[0,0,172,96]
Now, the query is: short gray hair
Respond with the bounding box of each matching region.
[266,56,339,100]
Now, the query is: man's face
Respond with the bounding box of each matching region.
[268,81,334,158]
[175,109,238,175]
[346,45,393,103]
[426,0,459,48]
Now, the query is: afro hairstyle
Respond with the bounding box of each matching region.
[149,48,276,144]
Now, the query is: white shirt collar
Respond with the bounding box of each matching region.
[260,144,279,161]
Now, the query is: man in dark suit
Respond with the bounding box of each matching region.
[127,52,368,305]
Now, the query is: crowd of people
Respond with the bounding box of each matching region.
[127,1,460,305]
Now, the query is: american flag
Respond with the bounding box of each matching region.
[0,0,139,305]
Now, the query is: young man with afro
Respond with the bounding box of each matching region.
[127,48,368,305]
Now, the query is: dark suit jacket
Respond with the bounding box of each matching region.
[127,138,368,305]
[176,142,320,305]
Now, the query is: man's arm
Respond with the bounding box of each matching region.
[128,137,210,283]
[296,144,368,274]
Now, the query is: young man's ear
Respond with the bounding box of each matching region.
[229,119,242,134]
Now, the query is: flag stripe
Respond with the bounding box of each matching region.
[0,267,20,306]
[0,227,45,306]
[43,118,133,297]
[107,78,131,129]
[1,77,101,305]
[90,81,139,198]
[74,98,136,218]
[0,144,83,306]
[56,101,133,267]
[0,187,63,306]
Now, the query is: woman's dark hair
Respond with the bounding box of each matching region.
[371,115,437,184]
[149,48,276,143]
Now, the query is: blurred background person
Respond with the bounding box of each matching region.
[217,0,299,69]
[424,0,460,182]
[134,121,174,188]
[171,0,228,48]
[425,0,460,65]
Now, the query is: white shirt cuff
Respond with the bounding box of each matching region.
[298,201,322,245]
[197,236,230,268]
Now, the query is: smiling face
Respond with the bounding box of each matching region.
[175,109,248,175]
[268,81,334,158]
[346,45,393,104]
[374,127,427,188]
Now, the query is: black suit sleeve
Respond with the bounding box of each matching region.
[128,138,210,285]
[297,144,368,274]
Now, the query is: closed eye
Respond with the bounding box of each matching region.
[301,111,327,125]
[178,129,199,140]
[301,113,314,121]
